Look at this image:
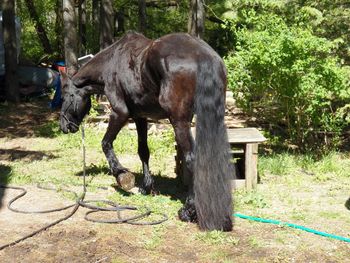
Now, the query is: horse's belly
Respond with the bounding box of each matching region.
[131,104,168,120]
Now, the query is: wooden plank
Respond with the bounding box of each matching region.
[232,179,245,189]
[230,149,244,154]
[245,143,258,190]
[227,128,266,144]
[190,127,266,143]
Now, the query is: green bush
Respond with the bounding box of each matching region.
[224,9,350,152]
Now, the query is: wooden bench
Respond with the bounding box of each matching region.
[227,128,266,190]
[175,127,266,190]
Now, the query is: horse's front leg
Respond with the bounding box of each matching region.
[134,118,154,195]
[102,110,135,190]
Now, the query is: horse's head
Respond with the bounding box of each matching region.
[59,71,91,134]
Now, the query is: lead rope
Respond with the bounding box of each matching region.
[0,122,167,251]
[77,123,167,225]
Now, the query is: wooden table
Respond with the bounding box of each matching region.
[175,127,266,190]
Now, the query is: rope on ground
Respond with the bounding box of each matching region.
[0,123,167,251]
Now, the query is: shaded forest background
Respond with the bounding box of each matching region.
[2,0,350,152]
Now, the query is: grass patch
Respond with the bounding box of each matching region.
[34,121,62,138]
[108,189,183,220]
[248,236,265,248]
[318,211,341,220]
[142,225,166,250]
[207,250,233,262]
[195,230,239,246]
[258,151,350,187]
[234,189,269,211]
[259,153,298,176]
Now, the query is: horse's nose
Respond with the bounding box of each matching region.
[67,122,79,133]
[59,117,69,134]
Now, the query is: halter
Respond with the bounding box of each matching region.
[61,94,79,128]
[61,93,80,130]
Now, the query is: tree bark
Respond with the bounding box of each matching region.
[54,0,63,58]
[78,0,87,55]
[188,0,205,38]
[2,0,20,102]
[99,0,114,50]
[138,0,147,33]
[25,0,53,54]
[91,0,100,53]
[116,9,125,33]
[63,0,79,76]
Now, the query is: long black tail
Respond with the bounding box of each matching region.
[194,57,233,231]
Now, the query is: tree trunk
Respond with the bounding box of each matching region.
[188,0,205,38]
[138,0,147,33]
[54,0,63,58]
[92,0,100,53]
[62,0,79,76]
[116,9,125,33]
[78,0,87,55]
[2,0,20,103]
[25,0,53,54]
[99,0,114,50]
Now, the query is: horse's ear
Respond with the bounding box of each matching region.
[60,70,68,81]
[60,70,70,85]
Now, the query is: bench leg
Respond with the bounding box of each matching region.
[245,143,258,190]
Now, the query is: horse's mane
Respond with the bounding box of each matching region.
[72,31,151,87]
[76,31,147,74]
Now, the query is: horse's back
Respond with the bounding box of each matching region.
[152,33,222,64]
[143,33,226,120]
[146,33,225,83]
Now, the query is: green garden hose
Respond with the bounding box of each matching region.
[234,213,350,243]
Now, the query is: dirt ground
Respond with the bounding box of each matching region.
[1,186,346,263]
[0,99,349,262]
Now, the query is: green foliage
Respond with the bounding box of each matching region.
[16,0,60,62]
[223,2,350,151]
[88,96,101,118]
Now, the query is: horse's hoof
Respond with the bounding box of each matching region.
[139,183,157,195]
[139,187,149,195]
[116,171,135,191]
[178,206,197,223]
[139,187,157,195]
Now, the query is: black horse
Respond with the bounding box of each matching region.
[59,32,233,231]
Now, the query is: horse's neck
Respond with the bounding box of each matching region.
[72,53,108,93]
[73,35,150,95]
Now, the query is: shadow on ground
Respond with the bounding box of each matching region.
[0,164,11,209]
[0,98,60,139]
[75,164,187,202]
[75,164,110,177]
[0,148,56,162]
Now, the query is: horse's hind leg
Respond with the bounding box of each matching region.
[102,109,135,190]
[134,118,154,194]
[171,120,197,222]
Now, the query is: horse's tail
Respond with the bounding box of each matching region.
[194,56,233,231]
